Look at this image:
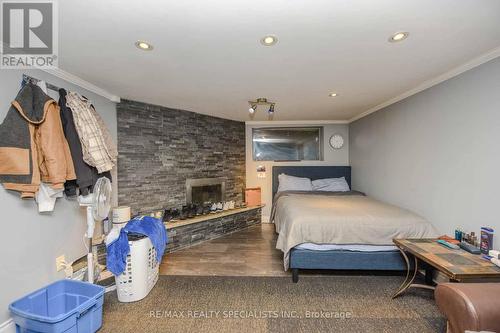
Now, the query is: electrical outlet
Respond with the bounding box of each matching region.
[56,255,66,272]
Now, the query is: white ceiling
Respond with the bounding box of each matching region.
[59,0,500,121]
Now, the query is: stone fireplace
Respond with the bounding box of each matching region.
[117,99,245,214]
[186,178,226,205]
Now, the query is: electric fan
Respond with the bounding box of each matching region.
[79,177,112,283]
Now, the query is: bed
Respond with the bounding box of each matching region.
[271,166,438,282]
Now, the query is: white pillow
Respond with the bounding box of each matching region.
[277,174,313,192]
[311,177,350,192]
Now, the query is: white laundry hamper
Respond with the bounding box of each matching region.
[115,234,159,302]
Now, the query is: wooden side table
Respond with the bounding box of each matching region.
[392,238,500,298]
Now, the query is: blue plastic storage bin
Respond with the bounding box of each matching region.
[9,279,105,333]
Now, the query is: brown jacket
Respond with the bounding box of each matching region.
[0,83,76,198]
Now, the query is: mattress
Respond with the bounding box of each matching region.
[294,243,398,252]
[271,191,438,270]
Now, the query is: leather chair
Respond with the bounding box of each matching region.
[435,283,500,333]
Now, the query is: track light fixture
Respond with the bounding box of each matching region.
[268,104,275,115]
[247,98,276,117]
[249,104,257,114]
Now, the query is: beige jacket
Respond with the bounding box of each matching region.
[0,83,76,198]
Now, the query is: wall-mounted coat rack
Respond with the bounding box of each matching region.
[22,74,61,92]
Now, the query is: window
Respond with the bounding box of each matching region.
[252,127,323,161]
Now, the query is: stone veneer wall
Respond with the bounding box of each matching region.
[166,207,262,253]
[117,99,246,214]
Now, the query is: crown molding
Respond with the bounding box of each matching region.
[42,68,120,102]
[349,45,500,123]
[1,40,120,102]
[248,46,500,125]
[245,120,349,126]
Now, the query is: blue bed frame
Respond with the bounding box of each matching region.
[272,166,406,282]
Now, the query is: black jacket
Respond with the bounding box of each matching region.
[58,89,111,196]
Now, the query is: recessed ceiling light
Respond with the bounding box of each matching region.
[329,92,338,97]
[260,35,278,46]
[135,40,154,51]
[388,32,409,43]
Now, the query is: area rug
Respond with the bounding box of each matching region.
[101,275,445,333]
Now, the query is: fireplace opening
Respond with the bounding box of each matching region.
[192,184,222,204]
[186,178,226,205]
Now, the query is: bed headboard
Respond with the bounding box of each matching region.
[272,166,351,199]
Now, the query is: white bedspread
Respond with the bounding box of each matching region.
[272,192,438,270]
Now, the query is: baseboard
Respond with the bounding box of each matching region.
[418,268,449,285]
[262,215,271,223]
[433,270,450,284]
[0,318,15,333]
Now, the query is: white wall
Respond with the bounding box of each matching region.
[246,123,349,220]
[349,57,500,246]
[0,69,117,326]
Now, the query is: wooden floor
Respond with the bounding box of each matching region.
[160,223,289,276]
